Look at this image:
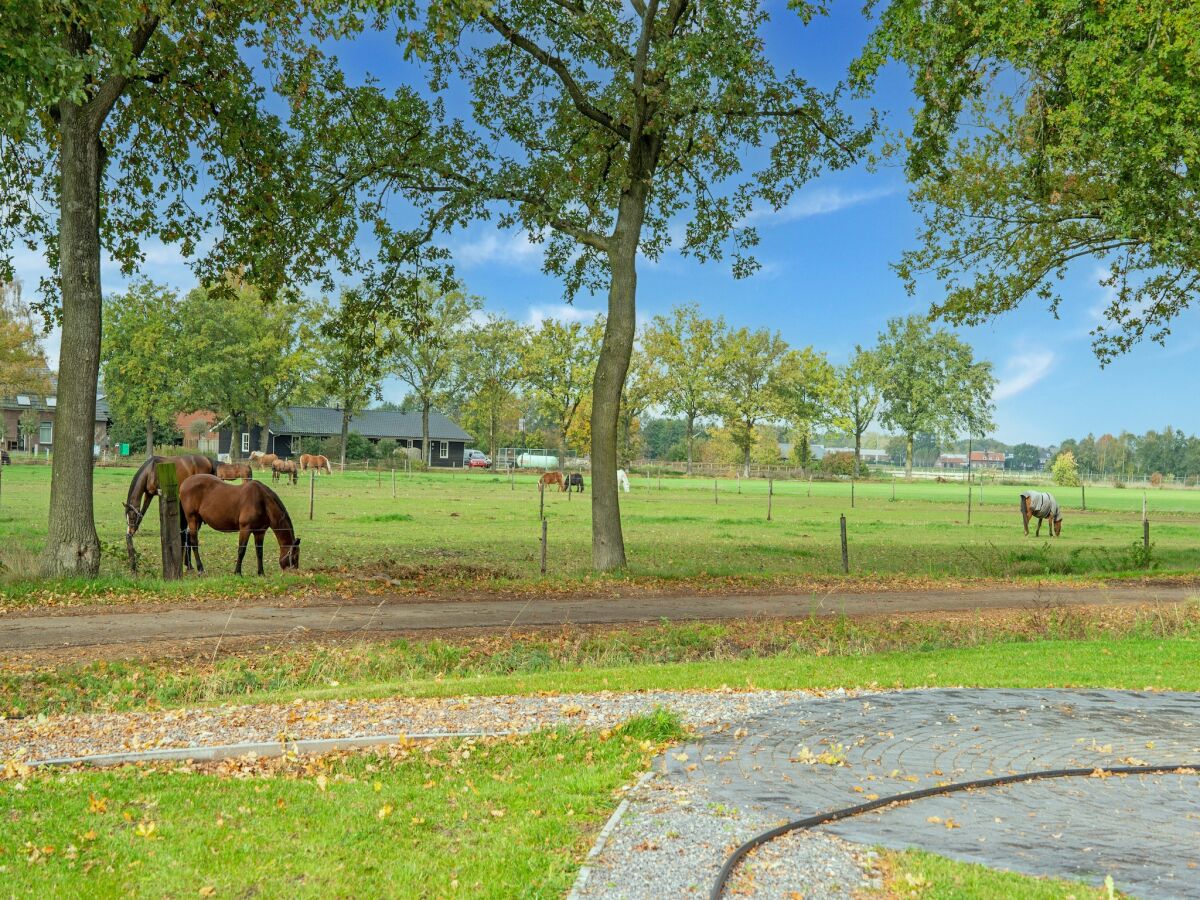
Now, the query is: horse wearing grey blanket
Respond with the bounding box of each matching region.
[1020,491,1062,537]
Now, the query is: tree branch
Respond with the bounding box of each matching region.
[89,13,162,126]
[479,11,631,140]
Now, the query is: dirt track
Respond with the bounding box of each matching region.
[3,583,1196,652]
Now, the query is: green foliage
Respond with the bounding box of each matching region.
[180,282,319,456]
[1009,443,1042,471]
[375,438,399,458]
[1051,450,1082,487]
[388,282,480,450]
[643,304,725,467]
[101,280,188,440]
[344,432,374,461]
[0,281,49,397]
[857,0,1200,362]
[829,346,883,462]
[715,327,793,470]
[457,314,527,457]
[521,316,604,454]
[876,316,995,472]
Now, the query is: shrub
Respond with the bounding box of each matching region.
[376,438,399,458]
[344,432,374,460]
[1150,471,1164,486]
[1050,450,1081,487]
[821,451,868,478]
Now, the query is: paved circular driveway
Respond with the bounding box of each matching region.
[664,689,1200,897]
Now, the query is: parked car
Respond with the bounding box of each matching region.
[464,449,492,468]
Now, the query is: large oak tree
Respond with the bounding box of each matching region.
[1,2,335,574]
[290,0,872,569]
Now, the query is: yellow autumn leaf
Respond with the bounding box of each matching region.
[377,804,393,820]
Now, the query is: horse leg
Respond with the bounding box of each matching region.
[254,531,265,576]
[1035,517,1042,537]
[236,529,250,575]
[189,523,205,574]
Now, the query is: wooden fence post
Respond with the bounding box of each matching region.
[714,479,718,505]
[391,467,396,499]
[539,480,545,520]
[156,462,182,580]
[891,474,895,502]
[1143,518,1150,563]
[840,514,849,574]
[510,465,514,491]
[767,477,773,521]
[540,517,548,575]
[850,476,855,509]
[1081,481,1086,511]
[309,470,315,520]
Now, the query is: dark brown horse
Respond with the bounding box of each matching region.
[124,454,217,538]
[179,474,300,575]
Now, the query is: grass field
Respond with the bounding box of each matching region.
[1,463,1198,604]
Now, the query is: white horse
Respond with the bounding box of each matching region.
[616,469,630,493]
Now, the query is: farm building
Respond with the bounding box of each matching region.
[809,445,892,464]
[0,391,111,454]
[217,405,473,467]
[935,450,1008,469]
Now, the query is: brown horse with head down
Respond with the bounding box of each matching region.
[272,458,298,484]
[124,455,217,539]
[179,474,300,575]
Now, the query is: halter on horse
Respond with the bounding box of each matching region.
[123,455,217,537]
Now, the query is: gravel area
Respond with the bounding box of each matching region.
[1,688,846,763]
[572,774,879,898]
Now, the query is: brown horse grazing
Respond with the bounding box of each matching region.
[255,453,278,469]
[217,462,253,481]
[1020,491,1063,537]
[539,471,564,491]
[179,474,300,575]
[272,458,298,485]
[124,455,217,538]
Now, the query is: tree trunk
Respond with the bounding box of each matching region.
[686,412,695,475]
[339,407,350,468]
[905,432,914,479]
[43,102,103,576]
[259,421,271,453]
[146,418,155,458]
[421,402,431,467]
[591,194,646,571]
[488,408,498,459]
[743,443,751,478]
[229,414,242,461]
[854,430,862,474]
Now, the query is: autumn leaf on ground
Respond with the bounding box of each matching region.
[135,820,157,839]
[88,794,108,814]
[377,804,393,820]
[315,774,328,792]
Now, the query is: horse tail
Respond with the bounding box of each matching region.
[1020,494,1028,518]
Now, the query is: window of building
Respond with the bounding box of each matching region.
[16,395,30,406]
[439,441,448,459]
[46,397,56,408]
[241,433,250,453]
[39,422,53,444]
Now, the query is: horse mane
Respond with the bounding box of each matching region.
[127,456,160,505]
[258,482,295,537]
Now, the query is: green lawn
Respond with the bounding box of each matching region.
[1,462,1197,604]
[0,714,681,898]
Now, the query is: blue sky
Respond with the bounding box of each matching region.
[13,2,1198,447]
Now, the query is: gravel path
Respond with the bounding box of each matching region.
[1,688,843,764]
[572,773,879,898]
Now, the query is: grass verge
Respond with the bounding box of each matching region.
[5,606,1200,716]
[0,713,681,898]
[878,848,1122,898]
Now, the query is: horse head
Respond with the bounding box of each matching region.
[1054,517,1063,537]
[123,501,145,535]
[280,537,301,570]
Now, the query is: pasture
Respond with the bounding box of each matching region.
[1,464,1199,605]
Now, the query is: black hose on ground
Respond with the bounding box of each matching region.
[709,762,1200,899]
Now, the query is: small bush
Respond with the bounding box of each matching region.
[1150,471,1164,487]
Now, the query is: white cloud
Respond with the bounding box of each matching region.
[743,185,898,227]
[994,351,1056,401]
[526,303,601,327]
[453,230,544,268]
